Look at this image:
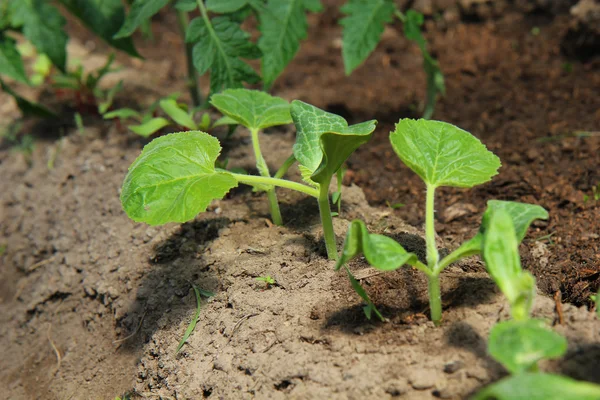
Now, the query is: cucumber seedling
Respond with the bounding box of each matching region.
[336,119,548,324]
[120,98,376,260]
[472,209,600,400]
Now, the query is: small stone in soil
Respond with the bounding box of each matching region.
[443,360,464,374]
[385,379,409,396]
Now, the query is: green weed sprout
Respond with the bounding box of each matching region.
[120,99,376,260]
[255,276,276,288]
[472,209,600,400]
[336,119,548,325]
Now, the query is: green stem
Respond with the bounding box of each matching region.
[231,173,319,198]
[428,273,442,326]
[394,9,406,22]
[411,260,434,278]
[318,176,338,260]
[425,183,439,269]
[274,154,296,179]
[175,9,202,108]
[250,128,282,225]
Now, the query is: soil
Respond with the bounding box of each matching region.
[1,1,599,399]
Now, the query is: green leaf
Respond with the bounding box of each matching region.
[206,0,249,13]
[210,88,291,130]
[128,117,170,137]
[9,0,68,72]
[482,208,535,321]
[58,0,140,57]
[104,108,141,120]
[176,283,213,354]
[291,100,376,185]
[174,0,196,11]
[403,10,425,48]
[0,34,28,83]
[303,0,323,12]
[159,99,198,130]
[472,373,600,400]
[0,78,56,118]
[344,266,384,321]
[335,220,419,272]
[114,0,170,39]
[121,131,238,225]
[481,200,548,243]
[488,319,567,374]
[212,115,238,127]
[186,16,260,95]
[390,119,501,188]
[340,0,395,75]
[257,0,314,88]
[98,80,123,114]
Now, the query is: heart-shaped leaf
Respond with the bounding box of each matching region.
[121,131,238,225]
[335,220,419,272]
[291,100,376,185]
[390,119,501,188]
[482,208,535,320]
[210,89,291,130]
[472,373,600,400]
[488,319,567,374]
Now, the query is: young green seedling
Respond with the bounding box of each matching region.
[210,89,294,225]
[255,276,276,288]
[336,119,548,325]
[120,100,376,260]
[472,209,600,400]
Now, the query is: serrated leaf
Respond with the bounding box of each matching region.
[104,108,141,120]
[9,0,68,72]
[187,16,260,95]
[481,200,548,243]
[340,0,395,75]
[121,131,238,225]
[472,373,600,400]
[335,220,419,272]
[114,0,169,39]
[488,319,567,375]
[160,99,198,130]
[291,100,376,185]
[0,34,28,83]
[390,119,501,188]
[129,117,170,137]
[482,208,535,321]
[58,0,139,57]
[210,88,291,130]
[206,0,249,13]
[257,0,313,88]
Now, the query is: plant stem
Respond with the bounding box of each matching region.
[175,9,202,108]
[231,173,319,198]
[250,128,282,225]
[425,183,439,268]
[428,273,442,326]
[274,154,296,179]
[318,176,338,260]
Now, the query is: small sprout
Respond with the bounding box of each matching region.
[531,26,541,36]
[337,119,547,324]
[0,244,6,256]
[176,283,214,354]
[562,62,573,73]
[386,200,405,209]
[255,276,276,288]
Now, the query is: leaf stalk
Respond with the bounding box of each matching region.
[231,173,319,198]
[317,176,339,260]
[250,128,282,225]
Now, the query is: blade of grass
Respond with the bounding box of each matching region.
[176,283,214,354]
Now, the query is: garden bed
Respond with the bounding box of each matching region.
[1,1,599,399]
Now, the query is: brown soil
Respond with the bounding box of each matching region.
[1,1,599,399]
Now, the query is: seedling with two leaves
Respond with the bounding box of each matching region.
[120,89,377,260]
[335,119,548,325]
[472,209,600,400]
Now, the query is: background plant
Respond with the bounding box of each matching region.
[472,208,600,400]
[335,119,548,325]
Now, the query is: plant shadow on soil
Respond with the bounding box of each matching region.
[116,217,232,353]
